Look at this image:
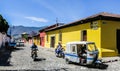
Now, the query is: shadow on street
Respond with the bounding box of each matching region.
[0,47,24,66]
[86,63,108,70]
[71,62,108,70]
[12,47,24,52]
[0,49,12,66]
[34,57,46,62]
[48,68,69,71]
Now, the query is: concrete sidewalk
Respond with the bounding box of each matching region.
[102,56,120,63]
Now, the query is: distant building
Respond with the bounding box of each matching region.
[33,33,40,46]
[21,32,29,43]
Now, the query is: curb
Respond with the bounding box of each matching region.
[102,59,120,63]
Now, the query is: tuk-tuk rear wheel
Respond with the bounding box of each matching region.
[66,59,71,64]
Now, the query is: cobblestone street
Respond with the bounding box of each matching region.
[0,43,120,71]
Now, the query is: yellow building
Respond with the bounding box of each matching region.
[45,12,120,58]
[33,34,40,46]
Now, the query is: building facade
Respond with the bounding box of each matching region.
[39,23,64,47]
[45,12,120,58]
[33,34,40,46]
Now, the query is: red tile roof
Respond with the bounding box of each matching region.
[39,23,64,32]
[45,12,120,32]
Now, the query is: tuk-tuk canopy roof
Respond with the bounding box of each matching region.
[66,41,95,45]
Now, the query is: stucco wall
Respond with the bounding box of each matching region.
[45,20,101,57]
[101,20,120,57]
[0,33,10,49]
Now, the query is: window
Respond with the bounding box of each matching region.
[71,45,76,53]
[90,21,98,30]
[87,43,97,51]
[59,31,62,41]
[72,46,75,52]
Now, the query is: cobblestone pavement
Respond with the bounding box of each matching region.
[0,43,120,71]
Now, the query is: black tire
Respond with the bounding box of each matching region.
[55,53,59,57]
[98,63,104,69]
[66,59,71,64]
[33,59,36,61]
[32,54,36,61]
[62,54,65,59]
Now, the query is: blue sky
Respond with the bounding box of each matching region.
[0,0,120,27]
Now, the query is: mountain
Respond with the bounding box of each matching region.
[7,26,46,36]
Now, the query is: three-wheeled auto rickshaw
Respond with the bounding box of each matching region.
[64,41,101,65]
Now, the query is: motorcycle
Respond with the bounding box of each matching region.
[31,48,38,61]
[55,48,65,58]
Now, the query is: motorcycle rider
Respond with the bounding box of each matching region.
[30,43,38,57]
[79,44,87,64]
[55,41,63,56]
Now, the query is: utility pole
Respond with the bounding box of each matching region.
[56,18,59,26]
[56,17,58,24]
[9,26,15,42]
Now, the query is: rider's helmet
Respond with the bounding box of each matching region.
[58,41,62,44]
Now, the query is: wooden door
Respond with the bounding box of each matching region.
[50,36,55,48]
[117,30,120,54]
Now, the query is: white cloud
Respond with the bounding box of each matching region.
[25,16,48,23]
[34,0,61,16]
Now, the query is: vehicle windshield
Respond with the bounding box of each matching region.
[87,43,97,51]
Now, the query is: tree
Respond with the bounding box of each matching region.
[0,15,9,33]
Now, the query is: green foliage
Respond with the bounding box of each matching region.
[22,34,29,41]
[0,15,9,33]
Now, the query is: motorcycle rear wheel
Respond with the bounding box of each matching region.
[32,54,36,61]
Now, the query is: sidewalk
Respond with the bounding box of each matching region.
[102,56,120,63]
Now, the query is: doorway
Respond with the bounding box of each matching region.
[117,30,120,54]
[50,36,55,48]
